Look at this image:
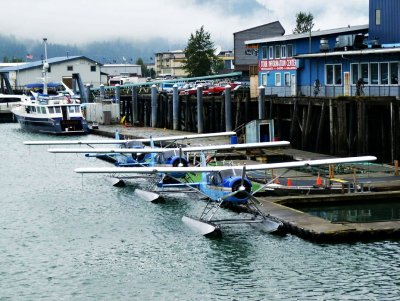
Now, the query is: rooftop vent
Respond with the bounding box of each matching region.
[320,38,329,52]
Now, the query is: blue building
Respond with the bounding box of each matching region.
[245,0,400,98]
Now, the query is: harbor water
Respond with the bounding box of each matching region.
[1,123,399,300]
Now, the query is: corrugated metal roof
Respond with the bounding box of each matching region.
[245,24,369,45]
[295,47,400,58]
[0,56,101,72]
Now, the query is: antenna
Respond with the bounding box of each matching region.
[42,38,49,95]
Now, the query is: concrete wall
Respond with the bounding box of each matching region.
[83,102,120,124]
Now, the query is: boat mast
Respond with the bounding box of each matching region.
[42,38,49,95]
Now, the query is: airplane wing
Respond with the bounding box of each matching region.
[48,141,290,154]
[24,131,236,146]
[75,156,377,174]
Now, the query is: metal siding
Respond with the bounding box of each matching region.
[234,22,285,67]
[369,0,400,44]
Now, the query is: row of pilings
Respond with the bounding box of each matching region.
[97,85,400,162]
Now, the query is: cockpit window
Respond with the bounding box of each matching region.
[220,169,241,178]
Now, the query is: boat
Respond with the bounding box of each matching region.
[0,93,31,122]
[11,92,89,134]
[11,38,89,135]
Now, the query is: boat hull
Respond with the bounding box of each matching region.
[14,114,89,135]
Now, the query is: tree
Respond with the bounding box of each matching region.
[183,26,218,77]
[293,12,314,34]
[136,57,150,77]
[212,58,225,74]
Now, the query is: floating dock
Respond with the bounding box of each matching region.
[91,125,400,243]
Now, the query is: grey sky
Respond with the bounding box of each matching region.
[3,0,369,48]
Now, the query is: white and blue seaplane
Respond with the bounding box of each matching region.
[47,138,291,186]
[26,130,253,168]
[73,155,377,237]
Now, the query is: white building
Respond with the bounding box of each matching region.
[101,64,142,77]
[0,56,103,89]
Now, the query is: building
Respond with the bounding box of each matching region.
[216,50,234,73]
[245,0,400,98]
[0,56,103,89]
[101,64,142,78]
[154,50,187,78]
[233,21,285,80]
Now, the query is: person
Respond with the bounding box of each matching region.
[313,79,320,97]
[356,78,364,96]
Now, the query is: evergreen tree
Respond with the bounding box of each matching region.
[293,12,314,34]
[183,26,218,77]
[136,57,149,77]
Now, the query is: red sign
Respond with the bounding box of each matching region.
[259,59,297,71]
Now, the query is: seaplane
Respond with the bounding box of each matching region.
[24,131,239,167]
[73,155,377,237]
[48,140,291,187]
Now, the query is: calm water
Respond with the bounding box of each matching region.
[1,123,399,301]
[293,201,400,223]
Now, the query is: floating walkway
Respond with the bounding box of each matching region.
[258,192,400,243]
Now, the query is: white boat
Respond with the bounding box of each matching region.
[11,92,89,134]
[11,38,89,135]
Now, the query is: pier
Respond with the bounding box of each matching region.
[92,84,400,163]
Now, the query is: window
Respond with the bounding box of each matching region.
[370,63,379,85]
[41,107,46,114]
[381,63,389,85]
[284,73,290,86]
[335,65,342,85]
[375,9,381,25]
[91,65,96,72]
[360,63,369,84]
[55,106,61,113]
[69,106,75,113]
[287,44,293,57]
[390,62,399,84]
[326,65,334,85]
[262,47,268,59]
[48,107,55,114]
[261,73,267,86]
[351,63,359,85]
[67,66,73,71]
[275,45,281,59]
[281,45,287,58]
[269,46,273,59]
[326,64,342,85]
[275,73,281,86]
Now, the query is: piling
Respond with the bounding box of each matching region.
[115,84,121,104]
[225,85,232,131]
[85,84,91,103]
[131,86,138,124]
[173,84,180,131]
[197,85,204,133]
[99,84,105,99]
[151,84,158,127]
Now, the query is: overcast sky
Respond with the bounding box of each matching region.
[3,0,369,48]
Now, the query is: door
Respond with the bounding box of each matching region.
[343,72,350,96]
[290,74,297,96]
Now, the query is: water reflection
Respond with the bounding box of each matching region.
[293,200,400,222]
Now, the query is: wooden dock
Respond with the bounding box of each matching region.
[257,192,400,243]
